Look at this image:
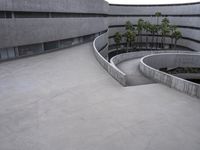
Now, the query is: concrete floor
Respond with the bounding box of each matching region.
[0,43,200,150]
[117,58,155,86]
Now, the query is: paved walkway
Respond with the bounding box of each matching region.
[0,43,200,150]
[117,58,155,86]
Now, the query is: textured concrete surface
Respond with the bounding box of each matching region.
[109,3,200,15]
[140,53,200,98]
[0,43,200,150]
[117,58,155,86]
[0,0,108,13]
[0,18,108,48]
[93,32,126,86]
[0,0,108,49]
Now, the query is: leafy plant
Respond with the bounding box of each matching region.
[161,18,170,48]
[155,12,162,49]
[143,21,151,49]
[149,24,157,49]
[136,19,144,48]
[124,30,136,52]
[114,32,122,53]
[169,25,177,48]
[173,30,182,49]
[125,21,134,31]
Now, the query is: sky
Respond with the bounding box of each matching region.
[106,0,199,4]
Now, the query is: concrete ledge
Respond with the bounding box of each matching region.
[93,32,127,86]
[139,53,200,98]
[110,50,192,66]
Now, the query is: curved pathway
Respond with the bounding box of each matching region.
[0,43,200,150]
[117,58,155,86]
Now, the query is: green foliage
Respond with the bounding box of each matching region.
[149,24,158,34]
[155,12,162,49]
[125,21,134,31]
[113,11,183,53]
[161,17,170,24]
[161,18,170,48]
[161,23,170,36]
[173,30,182,49]
[174,30,182,40]
[114,32,122,50]
[124,30,136,51]
[143,21,151,32]
[170,26,182,49]
[136,19,144,32]
[160,67,200,74]
[169,25,177,48]
[155,12,162,17]
[170,25,177,33]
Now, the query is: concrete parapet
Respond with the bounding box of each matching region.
[93,32,127,86]
[110,50,191,66]
[139,53,200,98]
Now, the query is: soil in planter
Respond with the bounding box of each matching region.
[160,67,200,74]
[186,79,200,84]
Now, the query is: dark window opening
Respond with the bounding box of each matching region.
[18,43,43,56]
[44,41,59,51]
[14,12,50,18]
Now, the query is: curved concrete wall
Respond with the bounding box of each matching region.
[0,18,108,48]
[0,0,109,13]
[110,50,192,67]
[108,2,200,52]
[0,0,108,60]
[93,32,127,86]
[109,3,200,15]
[139,53,200,98]
[0,1,199,61]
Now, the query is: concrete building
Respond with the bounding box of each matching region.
[0,1,199,61]
[0,0,200,150]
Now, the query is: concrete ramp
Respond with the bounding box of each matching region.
[0,43,200,150]
[117,58,155,86]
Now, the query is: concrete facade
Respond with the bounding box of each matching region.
[108,3,200,52]
[0,0,108,60]
[1,1,200,149]
[0,0,109,13]
[0,1,199,61]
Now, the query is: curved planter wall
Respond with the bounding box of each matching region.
[139,53,200,98]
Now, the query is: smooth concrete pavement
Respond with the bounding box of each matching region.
[117,58,155,86]
[0,43,200,150]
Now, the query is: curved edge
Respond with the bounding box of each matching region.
[139,53,200,98]
[93,31,127,86]
[110,50,192,67]
[109,2,200,7]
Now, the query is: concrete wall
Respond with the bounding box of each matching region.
[0,0,108,61]
[0,18,108,48]
[110,50,192,67]
[109,3,200,15]
[93,31,127,86]
[0,0,109,13]
[108,2,200,52]
[139,53,200,98]
[0,0,199,61]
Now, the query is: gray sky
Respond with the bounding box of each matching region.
[106,0,198,4]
